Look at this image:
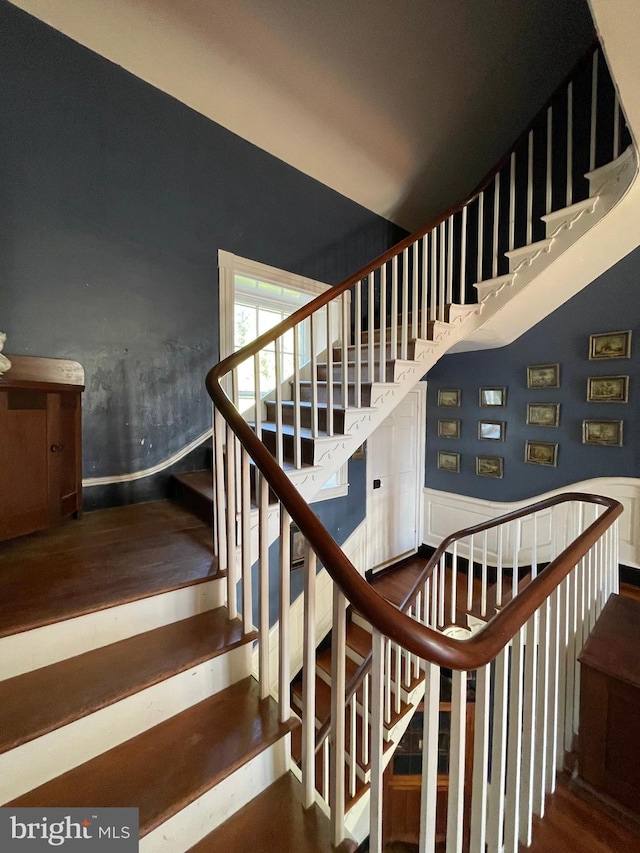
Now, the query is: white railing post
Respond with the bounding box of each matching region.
[330,587,347,846]
[258,473,270,698]
[278,506,291,723]
[302,543,317,808]
[240,446,253,634]
[369,628,385,853]
[419,661,441,853]
[446,669,467,853]
[470,663,491,853]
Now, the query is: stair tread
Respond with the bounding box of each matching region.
[254,421,339,441]
[188,772,356,853]
[8,677,297,838]
[0,503,222,638]
[0,608,256,755]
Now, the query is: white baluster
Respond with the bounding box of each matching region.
[413,240,419,340]
[496,525,504,609]
[481,530,488,618]
[526,130,534,246]
[293,324,302,468]
[341,292,350,409]
[253,352,262,440]
[533,597,550,817]
[240,447,252,634]
[451,540,458,626]
[545,586,560,793]
[274,337,283,466]
[225,424,237,619]
[430,230,437,324]
[368,271,375,383]
[391,254,399,359]
[325,304,334,436]
[394,642,402,715]
[492,172,500,278]
[447,215,454,305]
[362,673,370,767]
[546,105,553,215]
[446,669,467,853]
[504,625,525,853]
[278,507,291,723]
[379,264,387,382]
[302,543,317,808]
[421,236,429,334]
[467,533,475,614]
[354,280,362,408]
[476,192,484,283]
[349,692,357,798]
[369,630,385,853]
[439,223,446,321]
[310,313,319,438]
[470,663,491,853]
[519,611,539,846]
[419,662,441,853]
[439,553,446,628]
[590,50,599,172]
[402,247,409,360]
[330,587,347,846]
[566,81,573,206]
[213,408,227,571]
[508,152,516,252]
[460,206,468,306]
[258,473,270,698]
[487,646,509,852]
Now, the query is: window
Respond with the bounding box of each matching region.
[218,250,348,501]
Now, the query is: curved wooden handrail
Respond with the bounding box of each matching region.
[312,490,621,749]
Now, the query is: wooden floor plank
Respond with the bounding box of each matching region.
[8,678,296,837]
[0,608,255,754]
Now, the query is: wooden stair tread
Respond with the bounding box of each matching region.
[254,421,336,441]
[173,470,213,499]
[0,502,222,638]
[188,772,357,853]
[0,608,256,754]
[9,678,297,838]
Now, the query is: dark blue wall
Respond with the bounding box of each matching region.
[0,2,406,501]
[425,246,640,500]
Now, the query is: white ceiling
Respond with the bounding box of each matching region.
[11,0,595,230]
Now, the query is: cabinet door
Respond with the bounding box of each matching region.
[0,389,50,539]
[47,391,81,520]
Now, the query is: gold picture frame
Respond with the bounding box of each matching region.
[438,388,461,407]
[438,419,461,439]
[526,403,560,427]
[525,440,558,467]
[437,450,460,473]
[527,364,560,389]
[582,419,624,447]
[586,375,629,403]
[479,387,507,407]
[476,455,504,478]
[478,420,506,441]
[589,330,632,360]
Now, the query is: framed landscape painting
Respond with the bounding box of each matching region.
[525,440,558,467]
[437,450,460,473]
[582,420,623,447]
[589,330,631,360]
[526,403,560,427]
[527,364,560,389]
[438,419,461,439]
[476,455,503,478]
[587,375,629,403]
[438,389,461,407]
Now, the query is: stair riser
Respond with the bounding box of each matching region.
[0,645,252,803]
[173,479,213,525]
[140,739,289,853]
[316,363,396,383]
[264,401,346,433]
[0,578,226,679]
[333,341,418,362]
[299,383,373,407]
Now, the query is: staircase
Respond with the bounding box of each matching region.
[1,36,638,853]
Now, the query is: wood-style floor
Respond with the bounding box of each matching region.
[1,505,639,852]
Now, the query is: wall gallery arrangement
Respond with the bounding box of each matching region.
[434,329,631,476]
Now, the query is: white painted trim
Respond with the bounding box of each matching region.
[82,427,212,487]
[423,477,640,569]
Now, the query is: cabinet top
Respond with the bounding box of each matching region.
[0,355,84,389]
[579,593,640,689]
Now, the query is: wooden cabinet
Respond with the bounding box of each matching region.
[0,355,84,542]
[578,593,640,816]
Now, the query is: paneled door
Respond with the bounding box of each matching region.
[366,384,426,572]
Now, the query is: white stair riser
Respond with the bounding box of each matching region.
[140,737,290,853]
[0,578,226,680]
[0,645,252,803]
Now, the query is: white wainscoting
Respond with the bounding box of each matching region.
[423,478,640,570]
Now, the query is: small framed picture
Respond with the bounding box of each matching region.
[589,330,632,360]
[290,524,307,570]
[479,387,507,407]
[438,419,461,439]
[437,450,460,473]
[582,419,624,447]
[525,440,558,467]
[438,388,461,407]
[526,403,560,427]
[476,455,504,478]
[478,420,505,441]
[587,375,629,403]
[527,364,560,389]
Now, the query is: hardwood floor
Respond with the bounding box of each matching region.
[0,501,220,636]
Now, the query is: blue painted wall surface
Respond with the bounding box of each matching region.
[0,2,406,500]
[425,246,640,500]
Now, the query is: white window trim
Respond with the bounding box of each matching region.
[218,249,348,502]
